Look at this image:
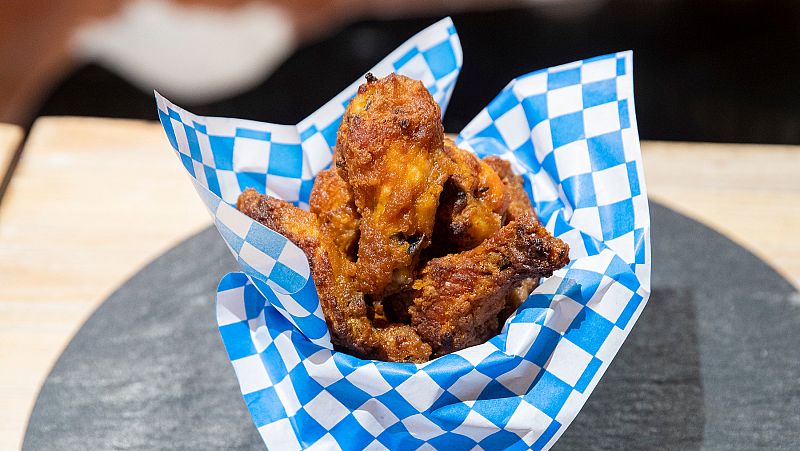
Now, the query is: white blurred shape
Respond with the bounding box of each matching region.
[72,0,296,103]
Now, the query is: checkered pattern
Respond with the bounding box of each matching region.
[156,18,650,451]
[456,52,649,287]
[191,179,329,344]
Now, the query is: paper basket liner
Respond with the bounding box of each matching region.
[155,17,651,450]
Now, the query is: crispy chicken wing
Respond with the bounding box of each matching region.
[237,188,432,363]
[409,215,570,357]
[483,155,536,223]
[481,155,542,319]
[309,168,360,260]
[335,73,450,297]
[235,73,570,363]
[431,139,509,252]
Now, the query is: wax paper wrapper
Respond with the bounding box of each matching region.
[155,17,650,450]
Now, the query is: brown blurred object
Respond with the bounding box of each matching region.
[0,0,313,126]
[0,0,124,126]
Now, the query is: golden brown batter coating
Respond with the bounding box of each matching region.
[237,188,432,363]
[310,168,360,260]
[335,73,450,297]
[409,215,570,357]
[432,139,509,252]
[483,156,537,223]
[481,155,541,318]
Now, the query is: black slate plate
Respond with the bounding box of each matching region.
[23,202,800,450]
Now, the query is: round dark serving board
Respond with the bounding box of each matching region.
[24,202,800,450]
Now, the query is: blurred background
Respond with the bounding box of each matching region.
[2,0,800,143]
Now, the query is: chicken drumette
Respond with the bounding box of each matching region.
[335,73,451,298]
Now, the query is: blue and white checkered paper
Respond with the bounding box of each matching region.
[156,17,650,450]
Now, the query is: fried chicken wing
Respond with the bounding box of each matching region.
[234,73,571,363]
[409,215,570,356]
[481,155,542,318]
[431,139,509,252]
[310,168,360,260]
[483,155,536,223]
[237,188,432,362]
[335,73,450,297]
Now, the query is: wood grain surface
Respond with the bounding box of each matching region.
[0,117,798,449]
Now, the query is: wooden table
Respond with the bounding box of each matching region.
[1,117,799,450]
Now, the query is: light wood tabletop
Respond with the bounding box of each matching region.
[1,117,798,450]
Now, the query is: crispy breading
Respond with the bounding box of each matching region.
[409,215,570,357]
[237,188,432,362]
[335,73,450,297]
[310,168,360,260]
[431,139,509,252]
[483,155,537,223]
[481,155,541,318]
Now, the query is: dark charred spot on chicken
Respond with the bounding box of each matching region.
[394,233,424,255]
[441,332,454,349]
[406,234,424,255]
